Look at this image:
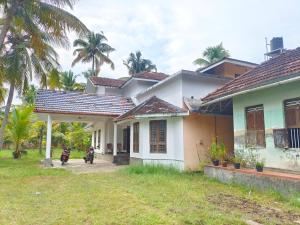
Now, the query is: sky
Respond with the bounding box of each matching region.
[56,0,300,83]
[9,0,300,104]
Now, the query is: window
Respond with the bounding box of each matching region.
[284,98,300,148]
[133,122,139,153]
[97,129,101,148]
[149,120,167,153]
[245,105,266,147]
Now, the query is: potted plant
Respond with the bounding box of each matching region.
[219,143,228,167]
[233,156,242,169]
[210,139,220,166]
[255,161,264,172]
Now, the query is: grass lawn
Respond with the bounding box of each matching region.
[0,150,299,225]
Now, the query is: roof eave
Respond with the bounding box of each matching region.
[34,109,120,117]
[201,74,300,106]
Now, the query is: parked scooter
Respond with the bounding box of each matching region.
[84,147,94,164]
[60,147,70,165]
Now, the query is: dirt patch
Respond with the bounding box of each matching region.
[207,193,300,225]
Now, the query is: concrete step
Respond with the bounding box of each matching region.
[113,154,130,165]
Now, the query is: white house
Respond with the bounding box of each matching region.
[34,59,257,170]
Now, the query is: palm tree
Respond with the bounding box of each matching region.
[82,69,95,80]
[72,32,115,76]
[7,106,33,158]
[123,51,157,75]
[0,0,88,50]
[193,43,230,68]
[0,32,59,148]
[22,85,37,106]
[47,69,62,90]
[60,70,79,91]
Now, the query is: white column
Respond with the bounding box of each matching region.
[45,114,52,164]
[113,123,117,156]
[91,131,94,148]
[100,123,106,154]
[130,122,133,155]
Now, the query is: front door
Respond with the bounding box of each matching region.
[123,127,130,153]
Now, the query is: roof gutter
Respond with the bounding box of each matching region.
[201,75,300,106]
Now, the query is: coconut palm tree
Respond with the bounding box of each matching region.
[193,43,230,68]
[60,70,79,91]
[0,0,88,50]
[72,32,115,76]
[7,106,33,158]
[47,69,62,90]
[0,32,59,148]
[82,69,95,80]
[123,51,157,75]
[22,85,37,106]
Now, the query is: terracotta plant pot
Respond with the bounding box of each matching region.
[221,161,228,167]
[256,165,263,172]
[212,160,220,166]
[234,163,241,169]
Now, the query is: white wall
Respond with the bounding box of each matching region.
[122,79,157,101]
[105,87,122,96]
[129,117,184,170]
[182,75,226,99]
[136,73,227,108]
[136,77,183,107]
[85,80,96,94]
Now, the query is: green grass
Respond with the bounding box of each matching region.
[0,153,299,225]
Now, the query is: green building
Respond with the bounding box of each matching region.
[202,48,300,172]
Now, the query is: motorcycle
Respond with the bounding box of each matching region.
[84,147,94,164]
[60,148,70,165]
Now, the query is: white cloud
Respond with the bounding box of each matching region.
[53,0,300,82]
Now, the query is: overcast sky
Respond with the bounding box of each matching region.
[54,0,300,83]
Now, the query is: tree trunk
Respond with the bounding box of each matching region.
[0,82,15,149]
[92,56,95,75]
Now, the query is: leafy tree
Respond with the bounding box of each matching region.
[0,32,59,148]
[29,121,46,154]
[60,70,80,91]
[0,0,88,148]
[66,122,91,151]
[193,43,230,68]
[47,69,62,90]
[123,51,157,75]
[82,69,95,80]
[72,32,115,76]
[22,85,37,106]
[7,106,33,158]
[0,0,88,50]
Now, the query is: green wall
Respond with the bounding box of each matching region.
[233,80,300,171]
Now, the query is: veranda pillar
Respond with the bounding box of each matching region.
[44,114,53,167]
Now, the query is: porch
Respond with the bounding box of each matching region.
[37,112,132,166]
[34,89,136,167]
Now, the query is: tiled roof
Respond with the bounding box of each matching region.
[202,48,300,102]
[132,72,168,81]
[116,96,188,121]
[89,76,126,87]
[34,89,135,116]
